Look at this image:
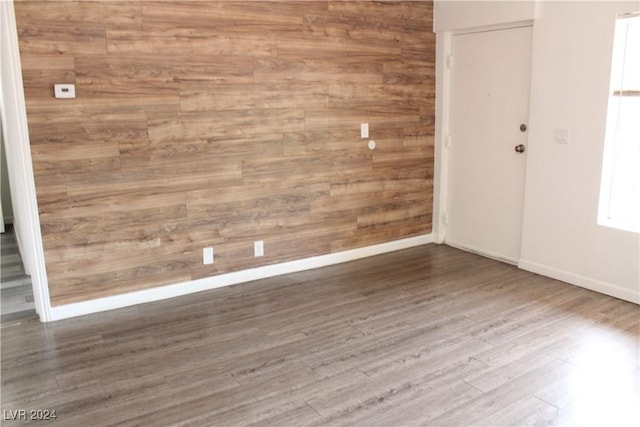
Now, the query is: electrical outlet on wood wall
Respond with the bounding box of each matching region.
[15,0,436,306]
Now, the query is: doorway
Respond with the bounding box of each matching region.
[2,126,36,323]
[446,26,533,263]
[1,0,51,321]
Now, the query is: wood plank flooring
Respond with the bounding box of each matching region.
[1,245,639,426]
[1,226,37,324]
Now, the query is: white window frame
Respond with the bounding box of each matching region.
[598,12,640,234]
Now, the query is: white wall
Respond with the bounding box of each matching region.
[2,130,14,225]
[434,0,640,304]
[434,0,535,32]
[0,3,31,272]
[1,1,52,319]
[520,0,640,303]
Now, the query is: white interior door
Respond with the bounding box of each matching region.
[447,26,532,263]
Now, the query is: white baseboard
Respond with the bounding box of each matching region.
[519,259,640,305]
[445,239,519,265]
[48,234,434,322]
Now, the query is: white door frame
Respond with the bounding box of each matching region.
[432,30,452,244]
[433,22,534,254]
[1,1,52,322]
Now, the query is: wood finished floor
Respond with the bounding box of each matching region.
[1,244,639,426]
[1,226,37,324]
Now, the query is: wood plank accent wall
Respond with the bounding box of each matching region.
[14,0,435,306]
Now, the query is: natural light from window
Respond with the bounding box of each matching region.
[599,12,640,234]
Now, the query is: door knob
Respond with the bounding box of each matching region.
[515,144,526,153]
[520,124,527,132]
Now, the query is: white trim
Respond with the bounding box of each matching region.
[0,1,52,321]
[519,259,640,305]
[433,30,452,244]
[0,124,5,235]
[445,240,519,266]
[450,21,535,37]
[48,234,434,321]
[597,14,640,235]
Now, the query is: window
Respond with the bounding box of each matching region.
[599,12,640,233]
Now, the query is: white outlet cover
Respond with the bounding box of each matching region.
[254,240,264,257]
[203,247,214,264]
[54,84,76,99]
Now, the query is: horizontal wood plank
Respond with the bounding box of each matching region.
[15,0,435,305]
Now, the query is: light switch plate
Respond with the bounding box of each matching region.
[54,84,76,99]
[361,123,369,139]
[554,128,569,144]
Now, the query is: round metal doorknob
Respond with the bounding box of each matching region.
[515,144,526,153]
